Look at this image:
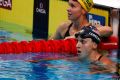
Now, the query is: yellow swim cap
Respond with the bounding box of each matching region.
[78,0,94,12]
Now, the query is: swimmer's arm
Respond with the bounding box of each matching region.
[96,25,113,37]
[85,65,115,74]
[88,61,117,74]
[49,21,72,40]
[49,27,63,40]
[78,64,115,74]
[26,54,78,63]
[49,31,63,40]
[86,69,111,74]
[26,57,67,63]
[104,63,117,73]
[100,56,117,73]
[49,22,69,40]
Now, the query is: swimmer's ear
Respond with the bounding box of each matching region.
[92,42,98,49]
[81,8,87,15]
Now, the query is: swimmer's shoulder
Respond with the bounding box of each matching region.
[58,21,72,32]
[99,56,116,66]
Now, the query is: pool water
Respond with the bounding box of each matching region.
[0,52,119,80]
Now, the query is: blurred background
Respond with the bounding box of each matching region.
[0,0,119,41]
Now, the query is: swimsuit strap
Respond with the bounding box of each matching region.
[90,55,103,65]
[64,23,73,38]
[97,55,103,61]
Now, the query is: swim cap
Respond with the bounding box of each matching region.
[78,0,94,12]
[75,26,101,44]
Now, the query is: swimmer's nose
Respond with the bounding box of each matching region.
[67,6,71,13]
[76,42,82,48]
[76,41,82,53]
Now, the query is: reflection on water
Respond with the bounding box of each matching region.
[0,30,32,42]
[0,52,118,80]
[0,60,114,80]
[0,30,11,42]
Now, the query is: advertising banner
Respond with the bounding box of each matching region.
[0,0,12,10]
[33,0,49,39]
[87,13,105,26]
[0,0,33,42]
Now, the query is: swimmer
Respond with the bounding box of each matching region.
[75,25,116,74]
[50,0,113,40]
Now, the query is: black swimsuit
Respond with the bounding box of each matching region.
[64,23,73,38]
[90,55,106,71]
[64,23,91,38]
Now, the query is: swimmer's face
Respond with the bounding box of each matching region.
[76,36,97,59]
[67,0,84,21]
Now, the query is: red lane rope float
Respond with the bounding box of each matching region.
[65,38,77,55]
[35,40,43,53]
[0,36,118,54]
[2,42,12,53]
[98,36,118,50]
[0,44,3,53]
[38,40,48,52]
[29,40,39,53]
[47,40,58,53]
[47,40,54,53]
[59,39,69,53]
[64,39,71,53]
[52,40,61,53]
[0,42,6,54]
[57,40,65,53]
[19,41,31,53]
[10,41,22,53]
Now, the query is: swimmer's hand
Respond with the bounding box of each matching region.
[25,59,42,63]
[85,69,112,74]
[25,56,78,63]
[64,35,75,39]
[25,57,67,63]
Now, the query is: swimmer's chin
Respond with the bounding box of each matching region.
[77,54,86,61]
[77,51,81,55]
